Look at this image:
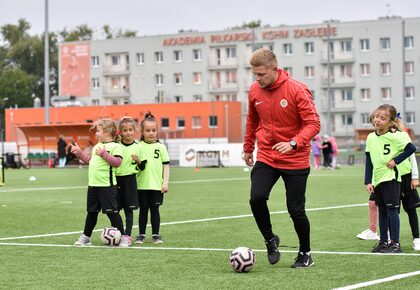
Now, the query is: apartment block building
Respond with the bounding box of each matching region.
[59,16,420,141]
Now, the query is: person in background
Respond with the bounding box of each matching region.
[329,136,339,169]
[57,135,67,168]
[321,135,333,169]
[243,48,320,268]
[311,135,322,170]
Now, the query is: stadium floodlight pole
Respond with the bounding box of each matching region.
[326,22,332,137]
[44,0,50,124]
[401,19,406,127]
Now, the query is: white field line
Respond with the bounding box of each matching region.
[0,203,366,241]
[0,173,362,193]
[332,270,420,290]
[0,242,419,258]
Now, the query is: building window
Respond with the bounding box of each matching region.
[360,88,371,101]
[173,50,183,62]
[176,117,185,128]
[304,42,314,54]
[155,74,164,86]
[193,49,202,61]
[360,39,370,52]
[91,56,100,67]
[405,112,415,125]
[209,115,218,128]
[340,64,352,77]
[405,61,414,74]
[360,64,370,76]
[192,116,201,129]
[283,43,292,55]
[361,113,371,126]
[155,51,163,63]
[155,90,165,102]
[111,77,119,89]
[226,70,237,83]
[342,114,353,126]
[92,78,100,89]
[174,95,183,103]
[380,62,391,75]
[111,99,119,105]
[283,67,292,76]
[340,40,352,52]
[92,99,100,106]
[404,36,414,49]
[193,94,202,102]
[111,55,120,66]
[381,87,391,100]
[136,53,145,65]
[380,37,391,50]
[174,73,183,85]
[341,89,353,101]
[304,66,314,79]
[161,118,169,129]
[226,47,236,59]
[193,72,202,84]
[405,86,415,99]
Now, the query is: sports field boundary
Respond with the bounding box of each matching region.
[333,270,420,289]
[0,203,366,241]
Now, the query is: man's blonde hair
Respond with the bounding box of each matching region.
[249,48,278,68]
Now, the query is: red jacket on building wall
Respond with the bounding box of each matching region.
[243,69,320,169]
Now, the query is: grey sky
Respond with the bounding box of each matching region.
[0,0,419,38]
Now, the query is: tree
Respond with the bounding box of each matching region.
[230,19,271,30]
[59,24,94,42]
[101,25,137,39]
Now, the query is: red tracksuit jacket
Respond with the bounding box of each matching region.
[243,69,320,169]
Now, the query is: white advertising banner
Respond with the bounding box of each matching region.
[179,143,246,167]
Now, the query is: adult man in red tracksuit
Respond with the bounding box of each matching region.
[243,48,320,268]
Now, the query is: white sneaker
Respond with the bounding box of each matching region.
[152,234,163,244]
[413,238,420,251]
[356,229,379,240]
[74,234,92,246]
[119,235,132,247]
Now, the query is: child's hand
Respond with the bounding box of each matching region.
[131,154,140,163]
[96,146,106,157]
[412,179,419,190]
[387,160,396,169]
[366,184,374,194]
[70,142,81,156]
[162,184,168,193]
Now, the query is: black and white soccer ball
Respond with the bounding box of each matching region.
[229,247,256,273]
[100,227,121,246]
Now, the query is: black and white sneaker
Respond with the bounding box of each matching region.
[386,241,402,253]
[265,234,280,265]
[291,252,314,268]
[371,241,388,253]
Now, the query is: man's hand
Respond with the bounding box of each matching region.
[244,152,254,167]
[272,142,293,154]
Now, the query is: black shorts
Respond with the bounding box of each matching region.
[374,180,400,208]
[401,173,420,209]
[117,175,139,210]
[138,190,164,208]
[369,191,376,202]
[87,185,119,213]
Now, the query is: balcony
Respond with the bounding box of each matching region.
[319,97,356,113]
[320,50,355,64]
[103,64,130,76]
[321,76,355,88]
[208,81,238,93]
[103,87,131,98]
[207,57,238,70]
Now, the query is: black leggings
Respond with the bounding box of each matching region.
[139,206,160,235]
[249,161,311,253]
[83,212,125,237]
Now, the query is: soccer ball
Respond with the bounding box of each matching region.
[229,247,256,273]
[100,227,121,246]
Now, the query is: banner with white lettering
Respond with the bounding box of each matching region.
[179,143,246,167]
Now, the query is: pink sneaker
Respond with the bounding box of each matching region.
[119,235,132,247]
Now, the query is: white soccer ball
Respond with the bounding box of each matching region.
[229,247,256,273]
[100,227,121,246]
